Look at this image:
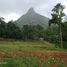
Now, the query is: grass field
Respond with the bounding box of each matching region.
[0,40,65,51]
[0,40,67,67]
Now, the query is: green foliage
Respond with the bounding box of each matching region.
[58,63,64,67]
[48,3,65,48]
[62,22,67,41]
[0,17,6,38]
[0,18,45,40]
[6,21,22,39]
[0,19,22,39]
[22,24,44,40]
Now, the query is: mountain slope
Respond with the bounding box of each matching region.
[15,8,49,29]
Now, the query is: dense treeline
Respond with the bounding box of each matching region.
[0,17,67,41]
[0,19,22,39]
[0,18,44,40]
[22,24,44,40]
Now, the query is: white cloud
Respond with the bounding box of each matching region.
[0,0,67,21]
[4,13,20,22]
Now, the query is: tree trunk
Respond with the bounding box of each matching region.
[59,20,63,48]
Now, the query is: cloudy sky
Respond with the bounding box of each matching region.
[0,0,67,22]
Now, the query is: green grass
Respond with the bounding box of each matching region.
[0,40,65,51]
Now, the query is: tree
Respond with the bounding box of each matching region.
[49,3,65,48]
[22,25,44,40]
[0,17,6,38]
[6,20,22,39]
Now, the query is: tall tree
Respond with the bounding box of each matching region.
[0,17,6,38]
[49,3,65,48]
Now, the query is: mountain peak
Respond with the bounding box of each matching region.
[15,8,49,29]
[27,8,35,14]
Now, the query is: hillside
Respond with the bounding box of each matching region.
[15,8,49,29]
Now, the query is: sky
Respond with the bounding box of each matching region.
[0,0,67,22]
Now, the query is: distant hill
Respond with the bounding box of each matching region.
[15,8,49,29]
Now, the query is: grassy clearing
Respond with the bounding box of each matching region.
[0,40,65,51]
